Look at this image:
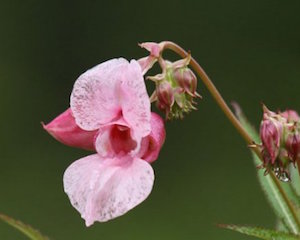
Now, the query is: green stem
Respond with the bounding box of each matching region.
[162,41,300,233]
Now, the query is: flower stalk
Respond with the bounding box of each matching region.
[162,42,257,148]
[161,41,300,233]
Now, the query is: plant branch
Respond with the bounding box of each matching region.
[162,41,300,233]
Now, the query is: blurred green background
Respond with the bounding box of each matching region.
[1,0,300,239]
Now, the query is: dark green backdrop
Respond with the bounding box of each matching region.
[1,0,300,239]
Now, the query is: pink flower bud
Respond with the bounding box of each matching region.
[260,119,282,164]
[43,108,97,151]
[156,81,174,116]
[286,133,300,162]
[174,67,201,98]
[281,110,300,122]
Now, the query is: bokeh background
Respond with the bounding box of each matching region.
[1,0,300,239]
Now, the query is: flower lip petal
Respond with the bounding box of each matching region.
[63,154,154,226]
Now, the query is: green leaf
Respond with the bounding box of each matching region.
[233,104,300,234]
[253,151,300,234]
[276,219,289,233]
[219,224,300,240]
[290,165,300,199]
[0,213,49,240]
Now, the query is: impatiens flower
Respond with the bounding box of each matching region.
[44,58,166,226]
[44,109,165,163]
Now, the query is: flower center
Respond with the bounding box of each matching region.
[110,125,137,155]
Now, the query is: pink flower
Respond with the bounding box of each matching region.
[44,58,165,226]
[44,109,165,163]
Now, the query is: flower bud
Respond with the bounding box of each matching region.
[260,118,282,164]
[156,81,174,117]
[174,67,201,98]
[286,132,300,162]
[43,108,97,151]
[147,55,201,119]
[281,110,300,122]
[257,105,300,181]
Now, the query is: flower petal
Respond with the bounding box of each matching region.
[63,154,154,226]
[120,60,151,138]
[137,56,157,75]
[139,42,162,58]
[138,112,166,163]
[43,108,97,151]
[70,58,128,131]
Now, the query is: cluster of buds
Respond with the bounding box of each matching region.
[139,42,201,120]
[258,106,300,181]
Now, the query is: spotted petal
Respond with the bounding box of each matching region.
[63,154,154,226]
[120,60,151,138]
[70,58,128,131]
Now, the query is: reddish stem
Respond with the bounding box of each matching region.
[162,41,300,233]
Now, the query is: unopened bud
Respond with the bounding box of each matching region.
[258,105,300,181]
[286,133,300,162]
[156,81,174,117]
[281,110,300,122]
[260,118,282,164]
[174,67,201,98]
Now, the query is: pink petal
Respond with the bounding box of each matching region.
[43,108,97,151]
[138,112,166,163]
[70,58,128,131]
[137,56,157,75]
[63,154,154,226]
[139,42,162,58]
[120,60,151,138]
[94,125,115,158]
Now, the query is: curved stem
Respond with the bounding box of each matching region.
[163,42,255,146]
[162,41,300,232]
